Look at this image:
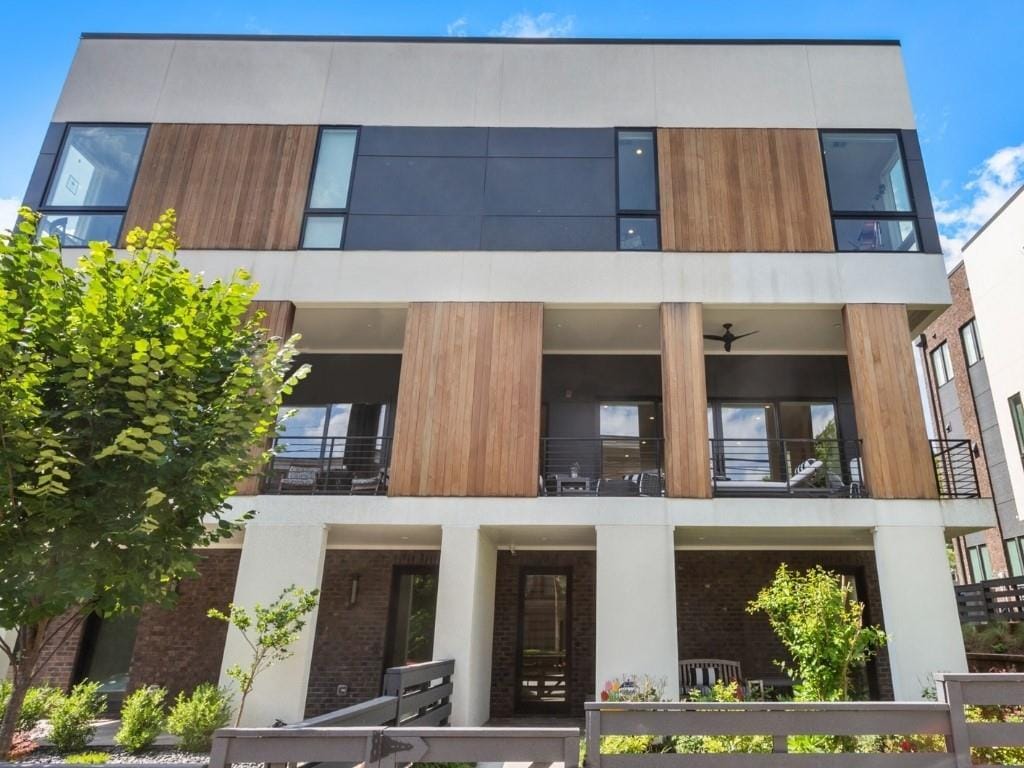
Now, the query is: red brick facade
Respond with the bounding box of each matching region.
[304,549,441,717]
[31,611,89,690]
[489,550,596,718]
[676,550,893,700]
[922,263,1006,580]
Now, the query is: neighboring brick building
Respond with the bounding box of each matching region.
[921,263,1023,582]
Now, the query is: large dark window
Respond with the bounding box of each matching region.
[821,131,920,252]
[74,613,140,697]
[967,543,993,582]
[1010,393,1024,471]
[961,319,983,368]
[385,567,438,669]
[39,125,148,246]
[616,129,659,250]
[302,127,359,249]
[516,571,570,713]
[931,342,954,386]
[1006,536,1024,579]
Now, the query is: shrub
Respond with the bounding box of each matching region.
[115,687,167,753]
[49,681,106,754]
[65,751,111,765]
[166,684,231,753]
[18,686,62,731]
[0,681,9,721]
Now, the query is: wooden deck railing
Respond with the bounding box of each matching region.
[955,575,1024,623]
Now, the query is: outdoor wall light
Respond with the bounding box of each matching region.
[349,574,360,606]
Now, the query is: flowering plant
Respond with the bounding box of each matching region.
[600,675,665,702]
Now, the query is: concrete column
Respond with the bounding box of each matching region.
[0,628,15,680]
[432,525,497,726]
[218,523,327,725]
[595,525,680,700]
[873,525,967,699]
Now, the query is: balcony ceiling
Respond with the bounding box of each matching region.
[293,306,408,352]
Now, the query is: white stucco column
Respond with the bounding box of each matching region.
[0,628,15,680]
[432,525,497,726]
[219,523,327,725]
[595,525,680,700]
[872,524,967,699]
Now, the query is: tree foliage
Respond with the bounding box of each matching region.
[208,585,320,726]
[747,564,886,701]
[0,208,307,755]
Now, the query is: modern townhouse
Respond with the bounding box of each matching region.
[920,261,1022,583]
[8,34,996,725]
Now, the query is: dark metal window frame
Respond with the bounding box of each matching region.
[818,128,921,253]
[931,342,954,387]
[614,127,660,251]
[960,318,983,368]
[300,125,362,250]
[382,564,440,676]
[1010,392,1024,471]
[966,542,992,582]
[514,567,573,715]
[38,122,151,245]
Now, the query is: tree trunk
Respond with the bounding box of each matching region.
[0,625,43,759]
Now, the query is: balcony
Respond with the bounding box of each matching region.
[931,438,980,499]
[539,437,664,497]
[709,437,865,498]
[261,435,392,495]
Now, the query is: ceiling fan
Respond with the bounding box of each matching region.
[703,323,759,352]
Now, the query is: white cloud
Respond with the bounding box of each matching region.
[934,143,1024,268]
[0,197,20,232]
[447,17,469,37]
[491,11,575,38]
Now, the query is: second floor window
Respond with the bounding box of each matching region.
[961,318,983,367]
[931,342,954,386]
[39,124,148,246]
[302,127,358,249]
[967,543,993,582]
[616,129,659,251]
[1010,393,1024,471]
[1006,536,1024,579]
[821,131,919,253]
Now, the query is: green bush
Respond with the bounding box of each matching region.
[0,680,10,721]
[166,684,231,753]
[49,681,106,754]
[64,751,111,765]
[115,687,167,753]
[963,621,1024,656]
[19,686,62,731]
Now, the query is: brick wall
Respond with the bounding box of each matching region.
[490,550,596,718]
[676,550,893,700]
[31,610,89,690]
[127,549,241,697]
[304,549,440,717]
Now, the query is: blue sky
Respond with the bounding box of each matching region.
[1,0,1021,263]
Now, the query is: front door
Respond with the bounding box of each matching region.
[515,570,571,714]
[385,566,438,670]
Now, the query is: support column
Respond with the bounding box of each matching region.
[236,300,296,496]
[432,525,497,725]
[0,628,14,680]
[843,303,937,499]
[660,303,711,498]
[873,525,967,699]
[595,525,679,700]
[218,523,327,725]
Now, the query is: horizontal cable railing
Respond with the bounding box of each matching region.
[931,438,981,499]
[261,435,391,495]
[709,438,866,498]
[955,575,1024,623]
[540,437,664,497]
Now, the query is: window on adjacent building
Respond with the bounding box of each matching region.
[967,543,993,582]
[821,131,920,252]
[39,125,148,247]
[1006,537,1024,579]
[931,342,954,386]
[74,613,140,695]
[960,319,983,367]
[616,129,659,250]
[301,127,359,249]
[1010,393,1024,471]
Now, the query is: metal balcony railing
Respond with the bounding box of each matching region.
[931,438,981,499]
[539,437,664,497]
[261,435,391,495]
[709,438,866,498]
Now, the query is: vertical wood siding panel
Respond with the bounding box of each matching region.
[660,303,711,498]
[843,303,938,499]
[123,123,316,249]
[657,128,834,252]
[390,302,543,497]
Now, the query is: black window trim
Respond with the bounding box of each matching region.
[818,128,921,253]
[614,126,661,251]
[931,341,953,387]
[959,317,983,367]
[38,122,151,245]
[300,124,362,251]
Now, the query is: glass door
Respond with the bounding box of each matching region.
[717,403,780,481]
[385,567,438,669]
[516,571,570,714]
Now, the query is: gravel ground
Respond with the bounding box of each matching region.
[7,747,211,764]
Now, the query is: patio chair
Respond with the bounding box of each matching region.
[680,658,743,696]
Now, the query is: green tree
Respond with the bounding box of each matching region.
[208,585,320,726]
[747,564,886,701]
[0,209,307,756]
